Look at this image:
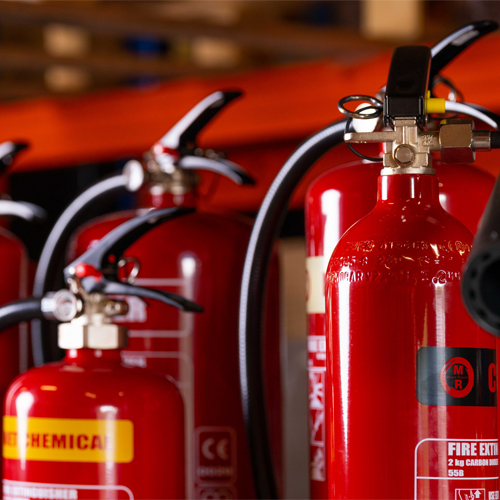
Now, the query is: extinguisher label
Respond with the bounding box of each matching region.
[415,438,499,500]
[416,347,497,406]
[195,427,237,485]
[306,256,326,314]
[2,480,133,499]
[2,417,134,463]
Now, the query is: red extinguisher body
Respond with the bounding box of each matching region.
[70,192,282,499]
[306,160,495,498]
[324,174,498,499]
[0,228,28,390]
[3,348,185,500]
[0,227,28,499]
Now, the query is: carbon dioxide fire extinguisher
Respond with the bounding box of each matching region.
[324,44,500,499]
[32,91,282,499]
[239,21,500,499]
[0,206,203,500]
[306,21,499,499]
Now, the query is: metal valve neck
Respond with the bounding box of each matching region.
[144,153,199,196]
[379,118,436,176]
[53,286,130,351]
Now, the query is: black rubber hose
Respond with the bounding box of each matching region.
[491,131,500,149]
[32,174,129,367]
[238,118,347,498]
[0,298,43,332]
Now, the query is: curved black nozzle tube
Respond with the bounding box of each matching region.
[462,174,500,336]
[0,298,43,332]
[238,119,347,498]
[32,173,137,367]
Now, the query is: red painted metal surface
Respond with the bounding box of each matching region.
[3,348,185,499]
[68,190,282,499]
[324,174,498,499]
[305,160,495,499]
[0,228,28,391]
[0,228,28,495]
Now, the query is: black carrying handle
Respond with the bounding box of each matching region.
[64,206,202,313]
[65,206,195,282]
[383,46,431,126]
[156,89,254,185]
[430,20,499,83]
[462,174,500,335]
[159,90,242,151]
[177,156,255,185]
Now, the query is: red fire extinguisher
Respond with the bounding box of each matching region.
[0,206,203,500]
[33,91,282,499]
[0,140,48,494]
[306,158,494,498]
[239,21,500,499]
[324,43,500,498]
[306,21,499,497]
[0,140,47,388]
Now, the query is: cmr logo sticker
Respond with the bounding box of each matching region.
[417,347,497,407]
[440,357,474,398]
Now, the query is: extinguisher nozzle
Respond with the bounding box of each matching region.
[463,253,500,336]
[463,174,500,336]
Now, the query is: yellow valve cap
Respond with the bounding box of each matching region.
[425,91,446,114]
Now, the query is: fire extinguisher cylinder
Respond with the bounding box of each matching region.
[326,39,500,498]
[238,20,500,500]
[68,89,286,499]
[0,206,203,499]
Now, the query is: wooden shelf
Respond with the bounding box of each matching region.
[1,33,500,211]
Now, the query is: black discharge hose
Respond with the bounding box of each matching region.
[238,118,347,498]
[32,174,131,367]
[0,298,43,332]
[462,173,500,336]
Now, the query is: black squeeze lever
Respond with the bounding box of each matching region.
[65,206,203,313]
[161,90,242,151]
[430,20,499,84]
[383,46,431,127]
[154,90,255,186]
